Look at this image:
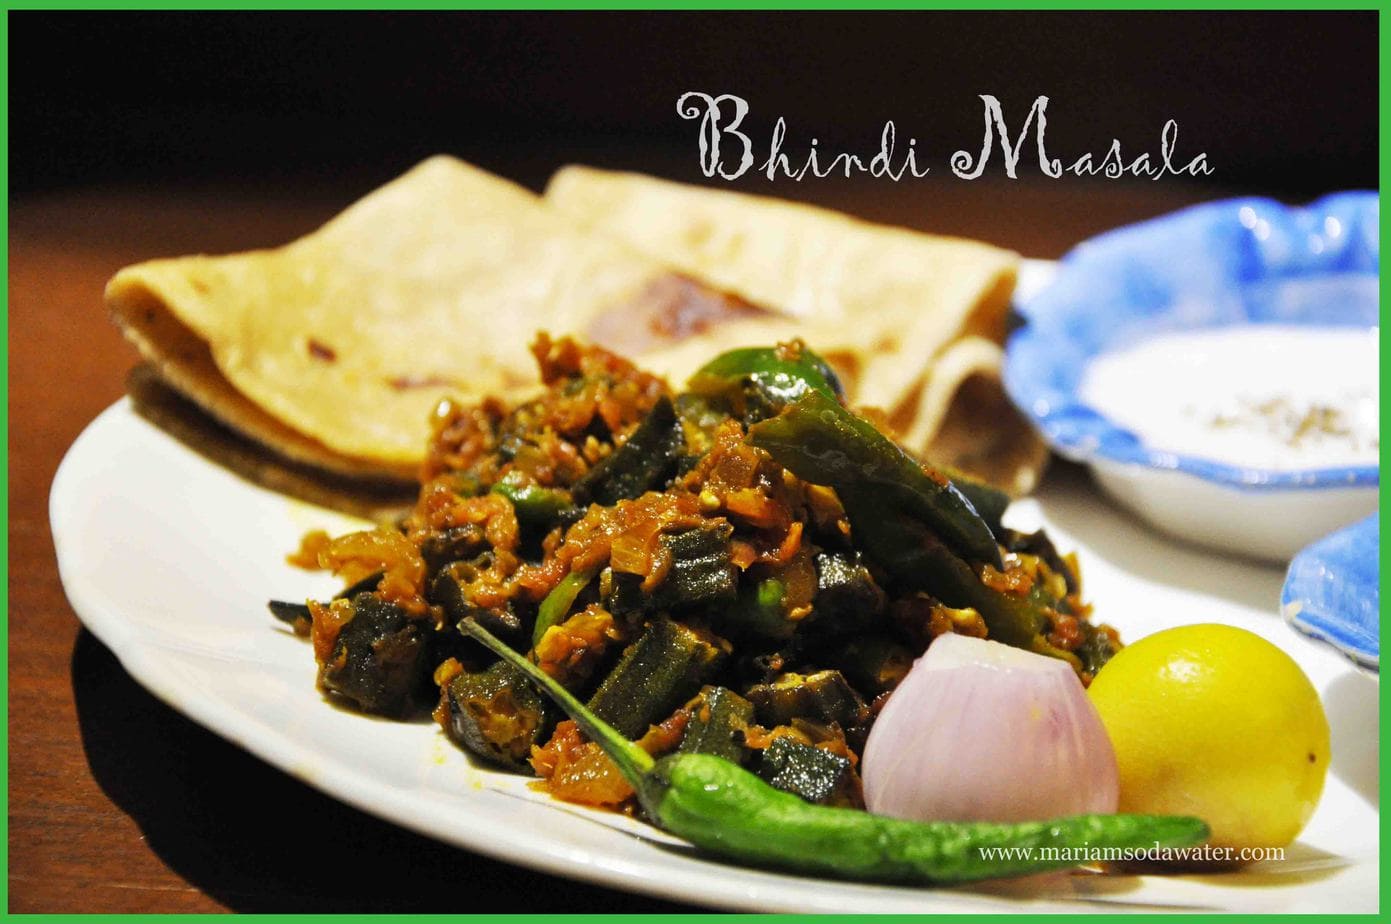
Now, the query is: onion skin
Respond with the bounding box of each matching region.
[863,633,1119,823]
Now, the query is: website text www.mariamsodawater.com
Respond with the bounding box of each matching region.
[976,844,1285,864]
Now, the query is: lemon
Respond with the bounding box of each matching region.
[1088,623,1329,852]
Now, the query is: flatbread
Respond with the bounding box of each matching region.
[544,165,1043,492]
[107,156,770,481]
[108,156,1045,497]
[896,337,1050,495]
[125,364,414,522]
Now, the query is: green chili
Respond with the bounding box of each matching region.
[747,389,1003,568]
[490,476,575,527]
[461,618,1208,885]
[936,463,1011,539]
[532,567,597,646]
[846,488,1077,666]
[687,343,843,421]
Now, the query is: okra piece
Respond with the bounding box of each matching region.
[268,570,387,627]
[756,736,855,806]
[571,395,684,506]
[419,526,487,572]
[745,670,867,728]
[649,523,738,610]
[587,617,730,739]
[1075,623,1121,677]
[430,559,526,646]
[319,593,432,718]
[747,390,1002,569]
[599,567,647,622]
[1000,527,1079,594]
[678,686,755,764]
[836,635,914,695]
[601,525,738,624]
[461,618,1210,886]
[722,575,793,640]
[438,660,549,772]
[810,551,886,633]
[338,571,387,599]
[267,599,311,626]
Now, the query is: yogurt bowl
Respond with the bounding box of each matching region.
[1005,193,1378,563]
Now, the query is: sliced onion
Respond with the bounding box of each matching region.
[862,633,1118,823]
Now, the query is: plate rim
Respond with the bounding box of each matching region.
[50,398,1381,913]
[50,400,1123,913]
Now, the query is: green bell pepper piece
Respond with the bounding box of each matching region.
[747,390,1002,568]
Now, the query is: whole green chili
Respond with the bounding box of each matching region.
[460,618,1208,884]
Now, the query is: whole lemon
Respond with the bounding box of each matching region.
[1088,623,1329,853]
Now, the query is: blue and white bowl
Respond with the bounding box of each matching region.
[1282,513,1379,669]
[1006,193,1378,563]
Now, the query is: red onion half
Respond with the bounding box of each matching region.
[862,633,1119,823]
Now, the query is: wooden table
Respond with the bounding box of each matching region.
[9,173,1217,912]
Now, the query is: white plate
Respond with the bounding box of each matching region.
[52,400,1379,913]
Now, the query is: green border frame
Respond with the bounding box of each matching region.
[1,8,7,918]
[1,1,1384,10]
[2,3,1382,918]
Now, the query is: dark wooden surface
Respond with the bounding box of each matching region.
[9,173,1219,912]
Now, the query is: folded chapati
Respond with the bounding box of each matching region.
[108,155,1045,498]
[107,156,769,483]
[544,166,1045,492]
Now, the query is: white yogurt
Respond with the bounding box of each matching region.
[1079,326,1379,471]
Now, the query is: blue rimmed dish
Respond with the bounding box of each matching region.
[1005,193,1379,563]
[1282,513,1379,669]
